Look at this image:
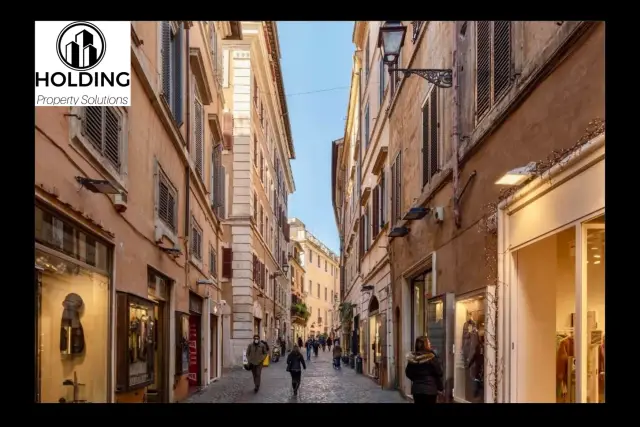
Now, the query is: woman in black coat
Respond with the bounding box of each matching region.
[405,336,444,404]
[286,345,307,396]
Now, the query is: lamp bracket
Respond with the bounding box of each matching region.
[390,68,453,88]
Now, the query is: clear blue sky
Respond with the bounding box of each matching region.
[278,21,354,255]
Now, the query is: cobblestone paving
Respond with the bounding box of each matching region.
[184,349,408,403]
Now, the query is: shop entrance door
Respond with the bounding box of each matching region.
[146,301,167,403]
[210,315,217,380]
[427,293,454,401]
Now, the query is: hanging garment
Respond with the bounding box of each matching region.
[138,315,148,361]
[60,293,85,355]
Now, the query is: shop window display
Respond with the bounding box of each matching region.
[176,313,190,375]
[584,216,604,403]
[514,227,576,402]
[410,271,433,348]
[115,293,156,391]
[36,248,109,403]
[454,294,485,403]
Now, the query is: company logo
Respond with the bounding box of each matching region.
[56,21,106,71]
[35,21,131,107]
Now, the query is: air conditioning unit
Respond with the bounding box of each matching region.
[112,192,128,213]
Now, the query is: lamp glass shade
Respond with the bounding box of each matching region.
[379,21,406,64]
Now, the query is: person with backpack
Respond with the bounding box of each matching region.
[286,345,307,396]
[405,336,444,404]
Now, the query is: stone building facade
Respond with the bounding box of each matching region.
[35,21,241,403]
[333,21,604,403]
[219,21,295,367]
[289,218,340,340]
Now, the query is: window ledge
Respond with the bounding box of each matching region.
[154,219,178,246]
[190,47,214,105]
[189,257,206,276]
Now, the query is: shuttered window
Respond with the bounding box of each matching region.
[253,192,258,223]
[391,152,402,225]
[253,134,258,166]
[211,140,224,219]
[193,88,204,180]
[82,106,121,172]
[363,102,370,150]
[158,168,177,232]
[161,21,183,124]
[476,21,512,122]
[222,247,233,278]
[209,245,217,276]
[379,57,386,106]
[372,186,380,237]
[259,205,264,236]
[421,89,439,187]
[379,171,386,227]
[365,36,370,81]
[191,216,203,260]
[259,151,264,182]
[358,215,365,260]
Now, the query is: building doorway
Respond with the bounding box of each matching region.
[210,314,218,380]
[188,292,203,394]
[147,269,170,403]
[395,307,401,389]
[368,296,381,381]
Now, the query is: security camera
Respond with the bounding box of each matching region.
[197,279,214,285]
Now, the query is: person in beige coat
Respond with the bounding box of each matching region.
[246,334,269,392]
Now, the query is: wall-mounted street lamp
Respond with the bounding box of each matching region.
[495,162,537,186]
[403,207,431,221]
[378,21,453,89]
[389,226,410,238]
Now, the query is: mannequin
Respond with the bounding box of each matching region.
[60,293,85,355]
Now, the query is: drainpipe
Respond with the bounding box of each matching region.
[184,23,191,289]
[452,21,462,228]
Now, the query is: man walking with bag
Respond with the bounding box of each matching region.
[246,334,269,392]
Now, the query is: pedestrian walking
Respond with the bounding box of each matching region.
[327,336,333,351]
[313,339,319,357]
[298,336,303,348]
[286,345,307,396]
[332,341,342,369]
[305,337,313,361]
[246,334,269,392]
[405,336,444,404]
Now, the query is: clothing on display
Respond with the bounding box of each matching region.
[556,331,575,402]
[461,318,484,399]
[60,293,85,355]
[128,304,156,385]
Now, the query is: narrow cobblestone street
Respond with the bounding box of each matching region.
[184,349,407,403]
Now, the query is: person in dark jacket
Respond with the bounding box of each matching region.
[327,337,333,351]
[286,345,307,396]
[312,339,320,357]
[298,336,303,349]
[405,336,444,404]
[305,337,313,360]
